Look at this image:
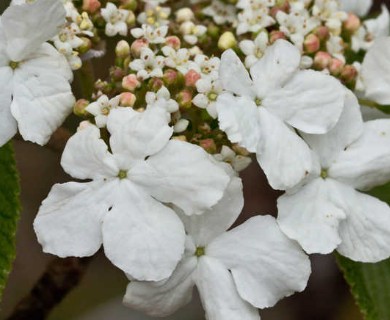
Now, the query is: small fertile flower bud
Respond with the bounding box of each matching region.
[340,65,358,84]
[177,90,193,109]
[313,51,332,70]
[314,26,330,41]
[218,32,237,51]
[176,8,194,23]
[199,138,217,153]
[82,0,101,13]
[163,69,181,86]
[122,74,140,91]
[304,34,320,53]
[110,67,125,81]
[185,70,201,87]
[74,99,90,117]
[120,92,136,106]
[165,36,181,50]
[78,37,92,54]
[174,119,190,133]
[172,135,187,141]
[116,40,130,58]
[120,0,137,11]
[79,12,93,30]
[149,78,164,91]
[126,10,136,25]
[329,58,345,76]
[343,13,361,33]
[270,31,286,44]
[131,39,149,57]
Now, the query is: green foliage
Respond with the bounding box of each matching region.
[337,181,390,320]
[0,143,20,300]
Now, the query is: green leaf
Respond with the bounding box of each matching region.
[337,181,390,320]
[0,142,20,300]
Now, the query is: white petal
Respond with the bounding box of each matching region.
[2,0,66,61]
[216,93,260,153]
[257,109,314,190]
[263,70,345,134]
[11,66,75,145]
[102,180,186,281]
[301,91,363,168]
[123,257,197,317]
[208,215,311,308]
[61,125,118,180]
[196,257,260,320]
[0,67,17,146]
[337,188,390,262]
[330,119,390,190]
[339,0,372,16]
[361,37,390,105]
[179,166,244,245]
[219,49,255,97]
[277,178,347,254]
[250,39,300,97]
[107,107,173,162]
[130,140,230,216]
[34,181,113,257]
[365,5,390,39]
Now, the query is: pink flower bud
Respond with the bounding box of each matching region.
[329,58,345,75]
[304,34,320,53]
[340,65,358,84]
[82,0,101,13]
[73,99,90,117]
[120,92,136,106]
[165,36,181,50]
[315,26,330,41]
[149,78,164,91]
[344,13,361,33]
[131,39,149,57]
[177,90,192,109]
[199,138,217,154]
[270,31,286,44]
[313,51,332,70]
[185,69,201,87]
[122,74,140,91]
[163,69,179,86]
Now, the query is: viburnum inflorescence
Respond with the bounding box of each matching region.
[2,0,390,319]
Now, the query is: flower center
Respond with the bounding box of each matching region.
[320,168,328,179]
[195,246,205,257]
[117,170,128,179]
[9,61,19,70]
[255,97,262,106]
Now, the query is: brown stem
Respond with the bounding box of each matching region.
[6,257,92,320]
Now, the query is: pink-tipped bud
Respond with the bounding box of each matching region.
[122,74,140,91]
[73,99,90,117]
[82,0,101,13]
[340,65,358,84]
[149,77,164,91]
[177,90,193,109]
[163,69,179,86]
[130,38,149,57]
[315,26,330,41]
[304,34,320,53]
[313,51,332,70]
[270,31,286,44]
[199,138,217,154]
[165,36,181,50]
[110,67,125,81]
[344,13,361,33]
[120,92,136,106]
[185,69,201,87]
[329,58,345,75]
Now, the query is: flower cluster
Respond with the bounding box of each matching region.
[3,0,390,319]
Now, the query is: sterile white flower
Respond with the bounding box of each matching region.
[33,107,230,281]
[0,0,75,146]
[123,167,311,319]
[360,37,390,105]
[339,0,372,16]
[216,39,346,190]
[278,92,390,262]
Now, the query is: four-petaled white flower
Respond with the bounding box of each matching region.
[129,47,165,80]
[101,3,129,37]
[34,107,229,281]
[0,0,75,146]
[216,39,345,190]
[278,92,390,262]
[193,78,223,118]
[85,94,121,128]
[123,166,311,319]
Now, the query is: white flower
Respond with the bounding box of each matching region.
[216,40,346,190]
[237,6,275,35]
[278,92,390,263]
[131,24,168,44]
[180,21,207,45]
[193,54,220,80]
[193,78,223,118]
[339,0,372,16]
[214,146,251,172]
[101,3,129,37]
[123,167,310,319]
[161,46,194,74]
[129,47,164,80]
[0,0,75,146]
[137,5,171,26]
[85,95,121,128]
[33,107,230,281]
[326,35,345,61]
[360,37,390,105]
[146,86,179,114]
[203,0,237,25]
[239,31,268,68]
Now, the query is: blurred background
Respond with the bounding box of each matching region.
[0,1,389,319]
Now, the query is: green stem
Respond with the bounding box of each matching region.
[358,98,380,109]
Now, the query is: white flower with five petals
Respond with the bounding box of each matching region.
[216,40,345,190]
[34,107,230,281]
[123,166,310,319]
[0,0,75,146]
